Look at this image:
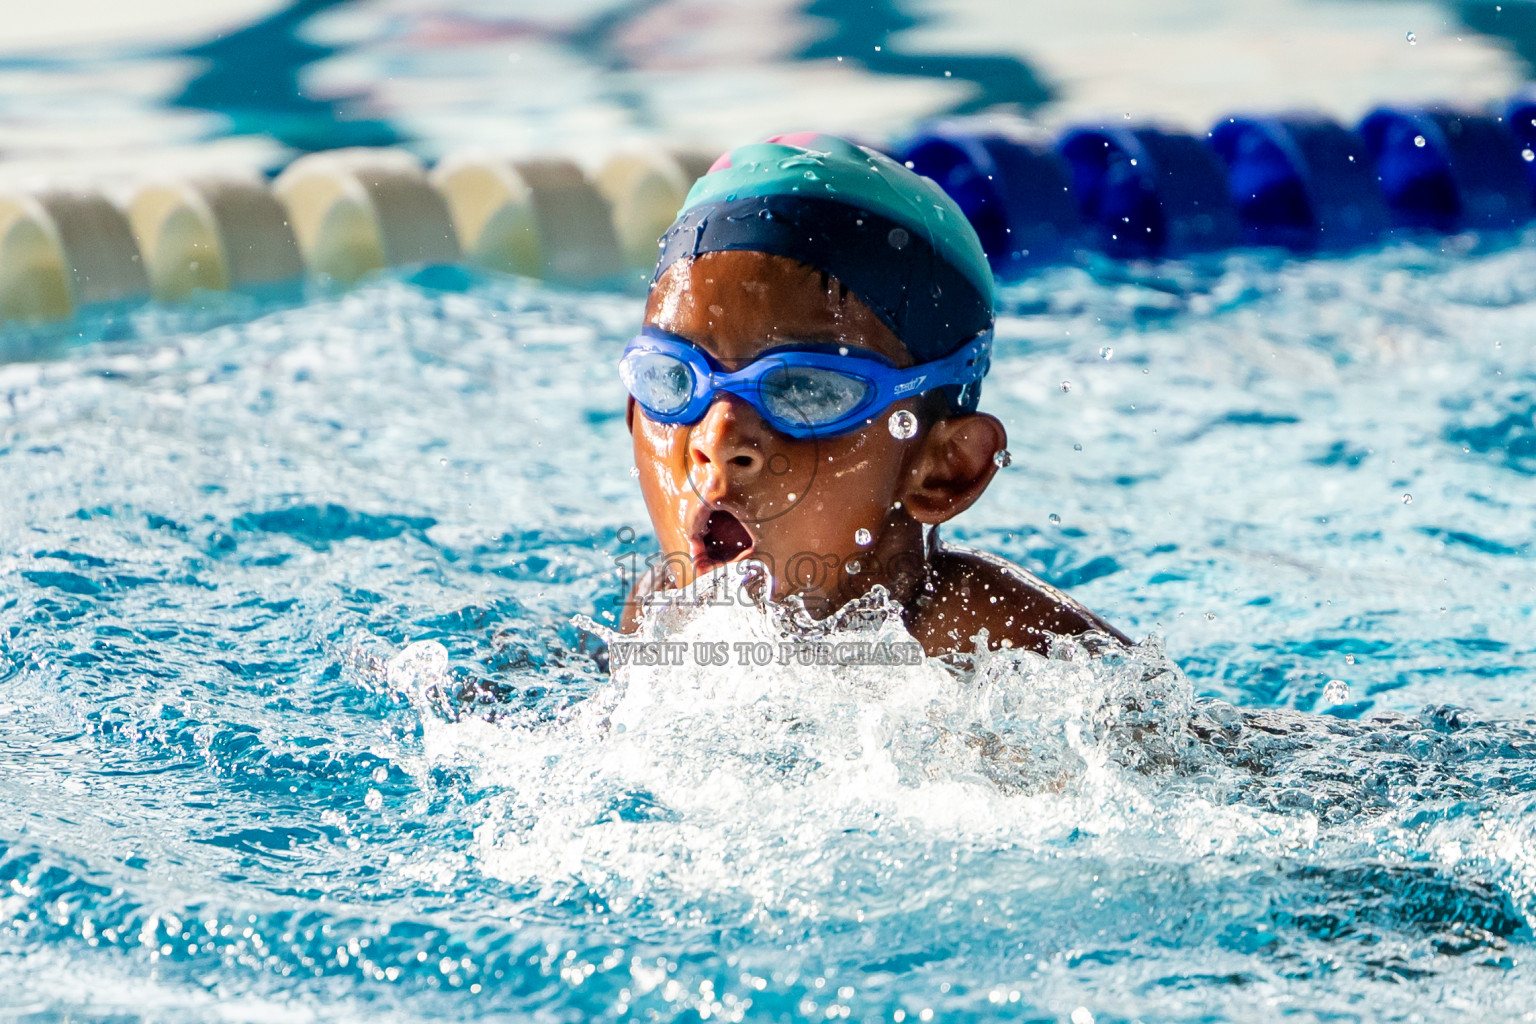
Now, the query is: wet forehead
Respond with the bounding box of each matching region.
[644,250,913,369]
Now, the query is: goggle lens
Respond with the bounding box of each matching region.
[620,350,694,416]
[758,365,872,429]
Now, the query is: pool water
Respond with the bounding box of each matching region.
[1,241,1534,1022]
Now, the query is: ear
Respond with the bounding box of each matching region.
[625,395,637,434]
[897,412,1007,524]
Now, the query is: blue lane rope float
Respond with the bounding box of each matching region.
[14,95,1536,323]
[890,100,1536,278]
[1207,116,1388,252]
[1503,90,1536,200]
[1358,107,1532,233]
[1054,125,1241,259]
[890,127,1081,277]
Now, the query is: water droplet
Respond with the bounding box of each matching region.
[1059,380,1073,393]
[629,466,640,478]
[1073,443,1083,451]
[854,528,873,546]
[1099,346,1113,360]
[1523,148,1534,163]
[1123,112,1132,119]
[786,492,797,502]
[364,789,383,812]
[837,346,849,356]
[1406,30,1417,44]
[888,409,919,439]
[992,449,1012,468]
[1402,493,1413,504]
[1345,654,1356,665]
[1071,1009,1095,1024]
[371,766,387,784]
[439,457,448,467]
[845,559,862,575]
[1413,135,1426,148]
[1048,513,1060,524]
[887,227,909,249]
[1322,679,1350,705]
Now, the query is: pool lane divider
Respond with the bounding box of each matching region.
[0,146,714,323]
[0,192,148,321]
[1358,108,1533,233]
[889,130,1081,276]
[5,101,1536,323]
[129,177,303,301]
[1207,117,1388,251]
[1052,126,1240,259]
[274,149,461,284]
[893,102,1536,276]
[433,156,619,283]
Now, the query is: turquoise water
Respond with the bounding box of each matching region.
[1,243,1534,1022]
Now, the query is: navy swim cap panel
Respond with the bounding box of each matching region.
[652,194,992,368]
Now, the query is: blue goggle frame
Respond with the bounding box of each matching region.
[619,327,993,440]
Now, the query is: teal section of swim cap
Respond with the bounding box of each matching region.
[682,135,996,306]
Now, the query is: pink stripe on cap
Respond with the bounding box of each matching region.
[763,131,826,148]
[707,133,830,175]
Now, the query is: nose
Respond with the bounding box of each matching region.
[687,395,765,478]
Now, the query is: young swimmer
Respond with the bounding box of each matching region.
[619,133,1126,657]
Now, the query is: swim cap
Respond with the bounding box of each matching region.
[652,133,995,410]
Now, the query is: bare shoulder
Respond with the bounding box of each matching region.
[905,542,1130,657]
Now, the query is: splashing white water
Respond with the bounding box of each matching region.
[382,565,1310,922]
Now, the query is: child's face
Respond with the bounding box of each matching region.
[630,250,932,607]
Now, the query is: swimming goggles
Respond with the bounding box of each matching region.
[619,327,992,440]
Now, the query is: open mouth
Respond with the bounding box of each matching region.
[699,509,754,566]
